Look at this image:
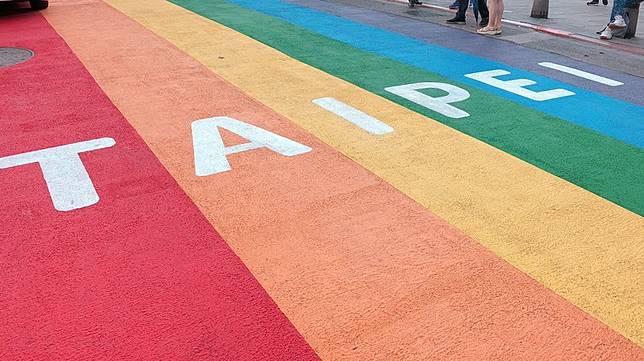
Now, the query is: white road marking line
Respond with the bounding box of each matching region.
[0,138,116,211]
[538,62,624,87]
[313,97,394,135]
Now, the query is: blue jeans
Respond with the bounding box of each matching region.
[610,0,626,21]
[456,0,488,20]
[612,0,642,20]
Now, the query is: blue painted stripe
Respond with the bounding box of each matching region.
[227,0,644,148]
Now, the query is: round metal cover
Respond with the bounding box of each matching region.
[0,47,34,68]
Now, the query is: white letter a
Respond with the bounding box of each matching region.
[191,117,312,176]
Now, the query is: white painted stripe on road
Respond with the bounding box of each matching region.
[538,62,624,87]
[0,138,116,211]
[313,97,394,135]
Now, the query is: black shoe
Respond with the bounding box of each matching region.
[587,0,599,5]
[408,0,422,7]
[446,16,466,24]
[479,17,489,27]
[602,0,608,4]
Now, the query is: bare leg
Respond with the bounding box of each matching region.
[478,0,502,33]
[487,0,497,28]
[495,0,504,28]
[487,0,501,28]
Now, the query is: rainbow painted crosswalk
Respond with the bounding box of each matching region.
[1,0,643,359]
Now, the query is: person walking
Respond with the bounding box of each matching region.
[446,0,490,27]
[477,0,503,35]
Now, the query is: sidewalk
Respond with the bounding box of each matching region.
[431,0,643,48]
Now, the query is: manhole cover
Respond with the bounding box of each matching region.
[0,47,34,68]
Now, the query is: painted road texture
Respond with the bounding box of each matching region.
[0,0,643,360]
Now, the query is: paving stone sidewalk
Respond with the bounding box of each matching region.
[431,0,643,48]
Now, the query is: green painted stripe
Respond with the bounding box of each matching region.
[170,0,644,215]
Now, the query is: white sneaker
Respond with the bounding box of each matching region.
[609,15,627,29]
[599,27,613,39]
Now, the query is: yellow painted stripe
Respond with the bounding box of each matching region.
[106,0,644,345]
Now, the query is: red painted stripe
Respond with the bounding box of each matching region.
[0,12,318,360]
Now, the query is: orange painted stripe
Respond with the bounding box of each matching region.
[44,2,643,360]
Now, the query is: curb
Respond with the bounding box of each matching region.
[388,0,644,56]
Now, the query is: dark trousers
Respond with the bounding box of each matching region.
[456,0,489,20]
